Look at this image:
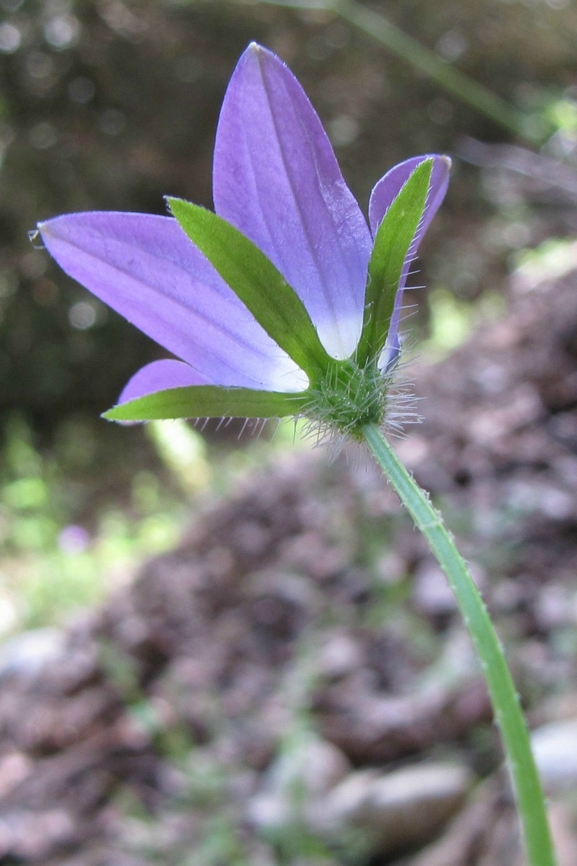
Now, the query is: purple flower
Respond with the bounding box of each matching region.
[38,43,450,437]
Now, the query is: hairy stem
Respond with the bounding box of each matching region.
[362,423,556,866]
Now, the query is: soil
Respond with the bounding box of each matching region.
[0,263,576,864]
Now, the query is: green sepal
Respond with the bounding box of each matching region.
[103,385,309,423]
[168,198,330,380]
[355,158,433,367]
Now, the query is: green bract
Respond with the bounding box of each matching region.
[357,159,432,367]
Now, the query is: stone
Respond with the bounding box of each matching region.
[312,762,473,859]
[531,719,577,792]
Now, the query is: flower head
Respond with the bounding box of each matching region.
[38,43,450,440]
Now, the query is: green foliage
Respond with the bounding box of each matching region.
[0,413,315,635]
[0,415,190,632]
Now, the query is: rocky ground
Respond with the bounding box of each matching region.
[0,261,577,865]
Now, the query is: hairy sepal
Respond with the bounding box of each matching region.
[356,159,433,367]
[168,198,330,380]
[103,385,308,422]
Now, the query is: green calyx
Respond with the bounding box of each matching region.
[306,357,388,439]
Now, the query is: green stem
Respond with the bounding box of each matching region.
[362,423,557,866]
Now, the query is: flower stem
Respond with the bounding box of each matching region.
[362,423,557,866]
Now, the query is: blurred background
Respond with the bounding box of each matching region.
[1,2,577,864]
[1,0,577,632]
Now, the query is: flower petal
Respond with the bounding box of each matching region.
[118,359,210,405]
[213,43,372,361]
[368,154,451,238]
[39,212,308,393]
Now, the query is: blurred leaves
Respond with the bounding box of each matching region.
[0,414,193,632]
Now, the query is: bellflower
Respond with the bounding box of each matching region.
[35,52,557,857]
[38,43,450,440]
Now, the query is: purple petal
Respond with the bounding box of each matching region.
[213,43,372,361]
[369,155,451,371]
[118,359,209,405]
[369,154,451,239]
[39,212,308,393]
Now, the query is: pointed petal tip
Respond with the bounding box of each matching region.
[369,153,451,237]
[36,216,57,239]
[38,211,93,231]
[433,153,452,179]
[246,42,277,57]
[237,42,295,82]
[36,212,80,248]
[241,41,273,67]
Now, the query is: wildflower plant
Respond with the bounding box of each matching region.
[38,44,556,866]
